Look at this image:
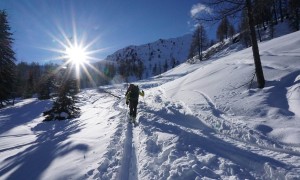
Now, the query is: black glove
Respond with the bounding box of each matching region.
[126,101,129,105]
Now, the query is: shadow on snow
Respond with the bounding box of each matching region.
[0,100,52,135]
[139,102,291,179]
[0,119,89,180]
[265,70,300,116]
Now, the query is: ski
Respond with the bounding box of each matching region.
[127,115,139,126]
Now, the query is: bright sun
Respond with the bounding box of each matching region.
[65,45,88,65]
[47,27,107,85]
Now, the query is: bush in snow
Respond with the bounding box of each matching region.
[43,78,80,121]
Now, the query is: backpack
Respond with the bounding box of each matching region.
[129,85,139,100]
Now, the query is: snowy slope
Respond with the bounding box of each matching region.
[1,31,300,179]
[161,30,300,147]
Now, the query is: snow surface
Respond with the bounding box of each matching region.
[1,31,300,179]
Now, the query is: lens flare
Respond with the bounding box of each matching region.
[65,44,88,65]
[35,8,116,89]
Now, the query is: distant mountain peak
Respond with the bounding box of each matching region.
[104,34,192,81]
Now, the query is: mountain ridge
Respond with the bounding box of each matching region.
[103,33,193,80]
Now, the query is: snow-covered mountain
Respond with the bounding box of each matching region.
[104,34,192,79]
[1,25,300,179]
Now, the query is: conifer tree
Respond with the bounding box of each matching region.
[0,10,16,108]
[43,68,80,121]
[37,73,53,100]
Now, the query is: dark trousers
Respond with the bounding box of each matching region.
[129,100,138,117]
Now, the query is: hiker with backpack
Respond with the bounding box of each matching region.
[125,84,144,122]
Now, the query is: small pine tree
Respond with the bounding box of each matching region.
[0,10,16,108]
[43,71,80,121]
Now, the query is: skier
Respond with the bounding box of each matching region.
[125,84,144,122]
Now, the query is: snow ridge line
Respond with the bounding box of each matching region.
[179,91,300,176]
[190,90,300,155]
[142,91,298,179]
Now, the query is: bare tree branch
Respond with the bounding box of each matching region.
[192,0,265,88]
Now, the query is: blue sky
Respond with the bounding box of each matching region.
[0,0,214,64]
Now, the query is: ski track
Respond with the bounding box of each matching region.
[79,86,300,179]
[86,89,139,180]
[135,89,300,179]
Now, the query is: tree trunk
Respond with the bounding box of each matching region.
[197,29,202,61]
[272,0,278,24]
[200,27,203,61]
[279,0,284,22]
[246,0,265,88]
[296,9,300,31]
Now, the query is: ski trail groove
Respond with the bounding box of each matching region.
[95,90,139,180]
[137,90,300,179]
[116,93,139,180]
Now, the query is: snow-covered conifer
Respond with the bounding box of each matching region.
[0,10,16,108]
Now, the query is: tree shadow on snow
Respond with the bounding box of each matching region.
[140,107,291,179]
[0,119,89,180]
[0,100,52,135]
[265,70,300,116]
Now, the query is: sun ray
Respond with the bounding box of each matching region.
[31,11,117,90]
[80,63,98,88]
[85,62,108,79]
